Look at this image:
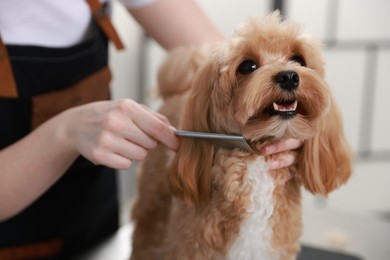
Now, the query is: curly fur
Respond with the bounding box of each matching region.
[131,12,352,260]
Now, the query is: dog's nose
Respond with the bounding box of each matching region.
[274,70,299,91]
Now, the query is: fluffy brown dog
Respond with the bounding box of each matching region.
[131,12,352,260]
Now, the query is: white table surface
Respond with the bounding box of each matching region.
[301,206,390,260]
[76,206,390,260]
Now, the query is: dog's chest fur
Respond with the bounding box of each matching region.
[217,157,279,260]
[163,151,300,260]
[227,157,281,259]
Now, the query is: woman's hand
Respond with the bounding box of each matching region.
[261,139,303,170]
[61,99,179,170]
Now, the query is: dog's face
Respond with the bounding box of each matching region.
[170,13,352,206]
[204,14,330,142]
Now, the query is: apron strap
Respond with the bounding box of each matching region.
[0,37,18,98]
[86,0,125,50]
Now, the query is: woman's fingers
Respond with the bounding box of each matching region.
[122,120,159,150]
[261,138,304,170]
[125,100,179,151]
[98,152,133,170]
[268,150,300,170]
[103,133,149,161]
[262,138,303,156]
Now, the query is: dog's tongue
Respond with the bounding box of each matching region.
[273,100,298,111]
[278,102,294,110]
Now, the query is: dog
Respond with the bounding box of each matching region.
[130,12,352,260]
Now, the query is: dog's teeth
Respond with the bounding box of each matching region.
[273,102,279,111]
[289,100,298,111]
[273,100,298,112]
[292,100,298,111]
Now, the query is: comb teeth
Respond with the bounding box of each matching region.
[174,130,254,153]
[208,138,254,153]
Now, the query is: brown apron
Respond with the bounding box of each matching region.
[0,0,124,128]
[0,0,125,259]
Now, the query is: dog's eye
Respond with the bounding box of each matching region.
[237,60,259,74]
[290,55,306,67]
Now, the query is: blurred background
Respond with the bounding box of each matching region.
[106,0,390,259]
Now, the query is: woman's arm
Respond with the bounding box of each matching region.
[0,116,78,221]
[128,0,224,49]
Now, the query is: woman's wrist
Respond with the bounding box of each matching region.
[40,109,81,164]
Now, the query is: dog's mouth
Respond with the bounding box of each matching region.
[263,99,298,119]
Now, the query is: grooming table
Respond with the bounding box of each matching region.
[76,206,390,260]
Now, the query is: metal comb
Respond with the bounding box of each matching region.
[174,130,254,153]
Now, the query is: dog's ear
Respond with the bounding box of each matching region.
[298,97,352,195]
[169,60,217,207]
